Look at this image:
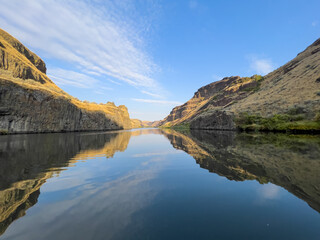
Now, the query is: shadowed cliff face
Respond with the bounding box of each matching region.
[162,129,320,213]
[0,131,133,236]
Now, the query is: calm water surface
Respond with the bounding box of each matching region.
[0,129,319,240]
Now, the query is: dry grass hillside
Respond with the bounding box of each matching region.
[159,38,320,131]
[0,28,133,133]
[229,38,320,117]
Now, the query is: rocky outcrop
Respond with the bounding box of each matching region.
[159,38,320,130]
[0,80,133,133]
[190,110,235,130]
[0,29,46,74]
[159,75,263,128]
[0,29,48,83]
[0,28,133,133]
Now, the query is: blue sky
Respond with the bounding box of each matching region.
[0,0,319,121]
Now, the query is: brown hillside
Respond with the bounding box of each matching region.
[0,28,133,133]
[229,38,320,116]
[159,38,320,131]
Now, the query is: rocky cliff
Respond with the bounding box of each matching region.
[0,28,133,133]
[159,38,320,131]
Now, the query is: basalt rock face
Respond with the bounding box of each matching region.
[159,38,320,130]
[158,75,263,128]
[0,82,127,133]
[190,110,235,130]
[0,28,133,133]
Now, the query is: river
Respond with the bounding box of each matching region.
[0,129,319,239]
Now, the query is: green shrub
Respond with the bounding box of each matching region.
[253,74,263,82]
[236,112,319,132]
[287,107,305,115]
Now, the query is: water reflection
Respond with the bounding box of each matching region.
[162,129,320,213]
[0,131,123,235]
[0,129,319,239]
[0,129,167,237]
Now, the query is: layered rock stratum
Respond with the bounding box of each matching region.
[0,28,133,133]
[159,38,320,131]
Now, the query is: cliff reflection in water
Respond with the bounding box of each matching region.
[162,129,320,213]
[0,128,319,237]
[0,129,160,236]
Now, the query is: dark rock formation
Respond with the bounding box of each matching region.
[0,81,131,133]
[190,110,235,130]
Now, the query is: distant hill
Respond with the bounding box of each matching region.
[0,28,134,133]
[130,119,160,128]
[159,38,320,132]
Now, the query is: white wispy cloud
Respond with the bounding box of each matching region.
[312,21,318,27]
[48,68,99,89]
[140,90,163,99]
[258,183,281,200]
[132,98,182,105]
[249,56,274,75]
[0,0,160,90]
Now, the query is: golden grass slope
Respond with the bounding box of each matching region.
[229,39,320,117]
[159,38,320,128]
